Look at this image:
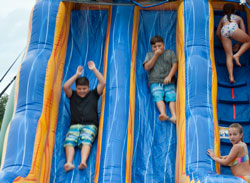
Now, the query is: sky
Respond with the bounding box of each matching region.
[0,0,35,96]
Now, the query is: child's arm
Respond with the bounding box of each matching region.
[216,19,223,41]
[207,144,241,166]
[144,49,163,71]
[239,16,246,33]
[221,155,228,159]
[164,62,178,84]
[88,61,106,95]
[63,66,83,98]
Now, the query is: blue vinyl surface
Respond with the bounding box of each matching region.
[97,6,134,183]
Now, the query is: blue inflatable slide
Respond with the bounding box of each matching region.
[0,0,250,182]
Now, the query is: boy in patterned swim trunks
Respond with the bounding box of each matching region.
[63,61,105,172]
[143,35,178,123]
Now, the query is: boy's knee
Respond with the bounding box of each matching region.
[164,93,176,103]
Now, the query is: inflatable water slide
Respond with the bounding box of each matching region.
[0,0,250,182]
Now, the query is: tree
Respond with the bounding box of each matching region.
[0,94,9,125]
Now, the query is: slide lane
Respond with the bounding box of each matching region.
[50,5,109,183]
[132,5,177,183]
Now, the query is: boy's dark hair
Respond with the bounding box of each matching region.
[76,77,89,86]
[223,3,235,22]
[150,35,164,45]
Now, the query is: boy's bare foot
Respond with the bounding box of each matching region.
[169,116,176,124]
[233,55,241,67]
[229,76,235,84]
[64,163,75,172]
[78,162,87,170]
[159,114,169,121]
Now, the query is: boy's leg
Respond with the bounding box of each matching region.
[64,146,75,172]
[164,83,176,123]
[78,125,97,170]
[169,101,176,124]
[64,124,81,172]
[156,101,169,121]
[78,144,91,170]
[150,83,169,121]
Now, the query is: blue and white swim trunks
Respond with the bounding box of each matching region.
[150,83,176,103]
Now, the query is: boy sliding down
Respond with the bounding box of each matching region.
[63,61,105,172]
[143,35,178,123]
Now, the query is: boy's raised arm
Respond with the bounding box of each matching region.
[63,66,83,98]
[88,61,106,95]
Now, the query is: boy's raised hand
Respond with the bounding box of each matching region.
[88,61,96,71]
[76,66,83,76]
[155,48,164,56]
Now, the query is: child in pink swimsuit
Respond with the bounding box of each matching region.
[208,123,250,182]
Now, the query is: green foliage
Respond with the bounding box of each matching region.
[0,94,9,125]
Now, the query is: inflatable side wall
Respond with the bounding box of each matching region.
[0,1,72,182]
